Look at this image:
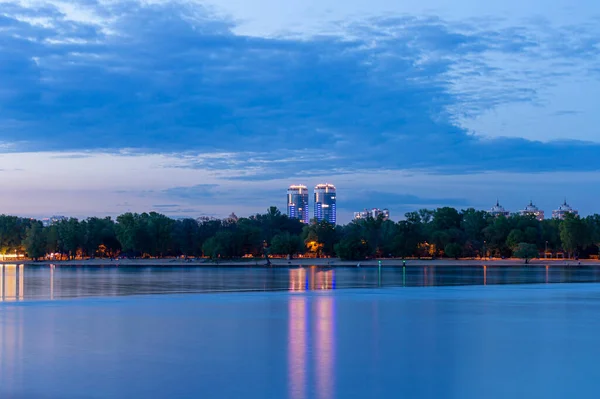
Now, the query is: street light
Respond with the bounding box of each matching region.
[483,241,487,260]
[545,241,548,259]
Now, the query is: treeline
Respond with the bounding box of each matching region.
[1,206,600,261]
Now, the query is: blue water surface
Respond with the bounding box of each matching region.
[2,265,600,398]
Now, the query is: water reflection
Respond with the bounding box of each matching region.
[287,294,336,399]
[0,264,25,302]
[484,265,487,286]
[0,295,24,392]
[4,280,600,399]
[288,297,307,399]
[4,264,600,301]
[289,268,335,292]
[315,296,335,399]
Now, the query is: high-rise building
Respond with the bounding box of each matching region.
[287,185,309,224]
[354,208,390,221]
[519,201,545,221]
[314,183,336,224]
[552,200,579,220]
[488,200,510,217]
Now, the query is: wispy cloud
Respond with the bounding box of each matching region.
[162,184,220,200]
[339,191,470,211]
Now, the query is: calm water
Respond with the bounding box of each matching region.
[3,265,600,398]
[2,264,600,301]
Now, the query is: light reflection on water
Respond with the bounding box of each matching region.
[3,277,600,398]
[3,263,600,301]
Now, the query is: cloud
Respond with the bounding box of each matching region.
[339,191,470,212]
[162,184,220,200]
[0,0,599,183]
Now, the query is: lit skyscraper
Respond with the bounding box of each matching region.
[314,183,336,224]
[287,185,309,224]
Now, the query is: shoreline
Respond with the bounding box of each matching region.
[2,258,598,267]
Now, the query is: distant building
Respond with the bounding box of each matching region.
[287,185,310,224]
[314,183,336,224]
[488,200,510,217]
[41,215,67,227]
[519,201,545,221]
[552,200,579,220]
[354,208,390,221]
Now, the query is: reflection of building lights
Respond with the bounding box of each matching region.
[288,297,307,399]
[0,264,25,302]
[316,297,335,399]
[289,268,306,292]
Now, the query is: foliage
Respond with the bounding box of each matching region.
[334,236,370,261]
[444,243,462,260]
[5,205,600,261]
[270,232,303,256]
[24,221,46,260]
[559,213,589,258]
[513,243,539,264]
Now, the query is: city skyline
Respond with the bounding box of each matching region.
[0,0,599,223]
[30,196,587,225]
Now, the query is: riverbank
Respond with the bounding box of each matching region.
[3,257,599,267]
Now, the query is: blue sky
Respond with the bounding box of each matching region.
[0,0,599,222]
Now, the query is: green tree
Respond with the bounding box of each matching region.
[57,218,83,259]
[82,217,117,258]
[585,215,600,255]
[334,236,370,261]
[0,215,29,257]
[302,220,338,257]
[483,215,511,258]
[513,243,539,264]
[444,243,462,259]
[559,214,590,258]
[147,212,174,257]
[271,232,303,257]
[45,225,60,255]
[506,229,525,250]
[172,219,201,257]
[24,222,46,260]
[202,230,242,259]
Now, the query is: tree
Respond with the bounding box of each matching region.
[202,230,242,259]
[585,215,600,256]
[271,232,303,257]
[202,236,223,260]
[57,218,83,259]
[172,218,201,257]
[0,215,28,257]
[82,217,117,258]
[147,212,175,257]
[302,220,337,257]
[444,243,462,260]
[45,225,59,255]
[334,236,370,261]
[513,243,539,264]
[24,222,46,260]
[559,214,590,258]
[506,229,525,250]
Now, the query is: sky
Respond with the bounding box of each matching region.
[0,0,599,223]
